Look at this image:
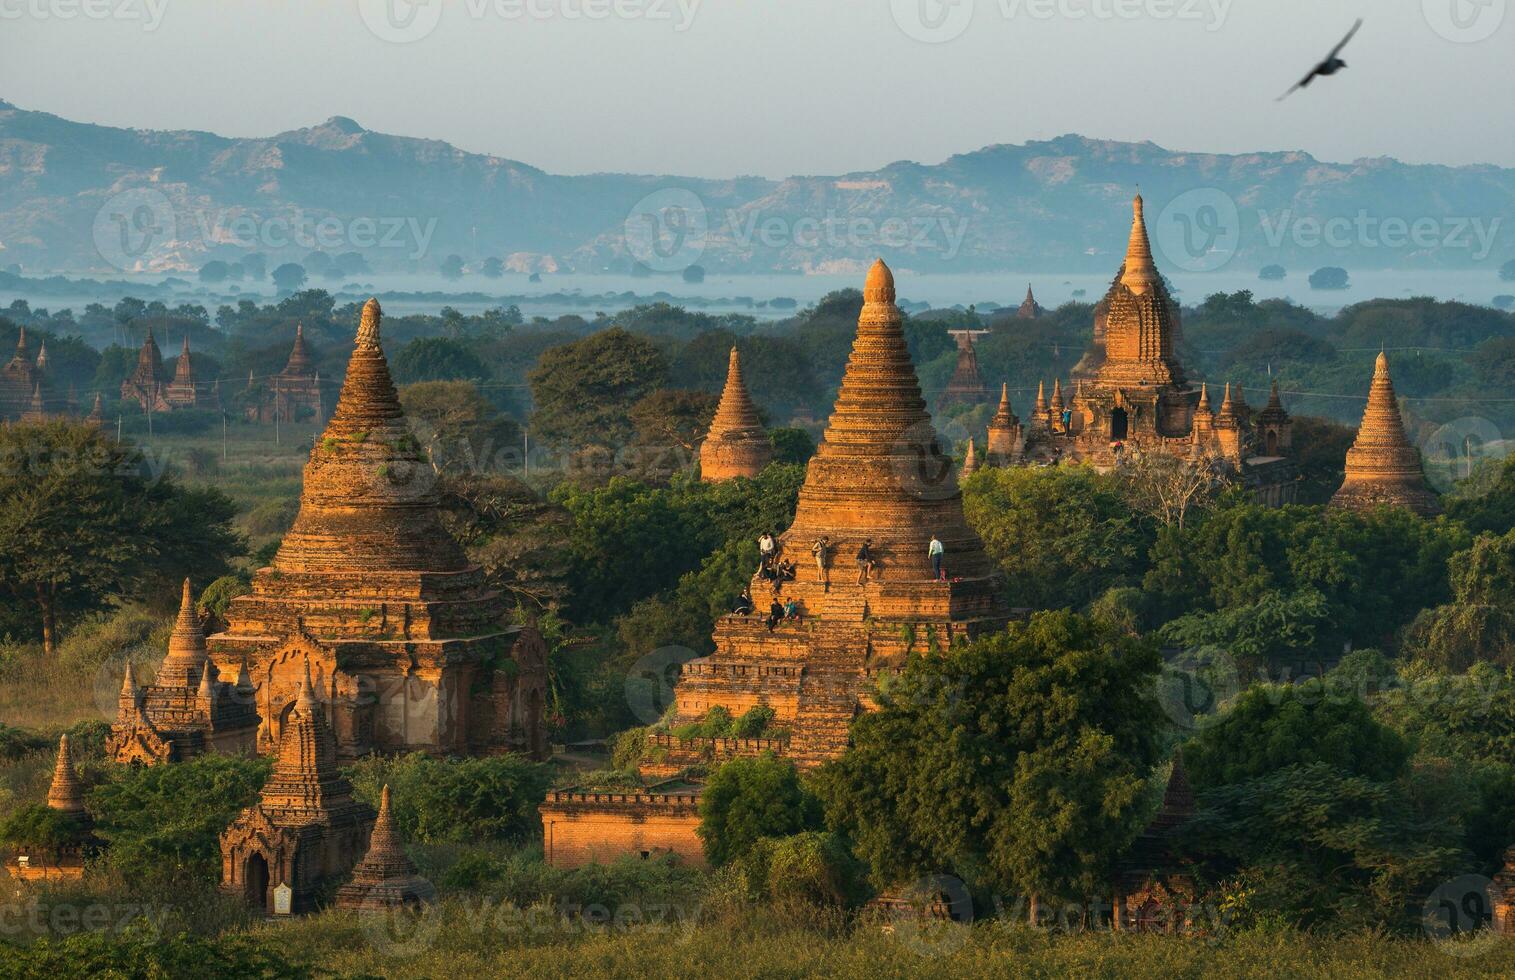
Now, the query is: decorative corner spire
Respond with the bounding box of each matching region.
[1197,382,1211,412]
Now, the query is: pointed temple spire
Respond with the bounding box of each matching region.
[995,382,1012,419]
[1034,380,1047,415]
[87,391,103,423]
[283,323,315,376]
[1119,193,1158,295]
[700,346,772,481]
[156,578,209,689]
[46,734,88,819]
[35,339,48,371]
[1017,284,1039,319]
[23,382,45,420]
[1216,382,1237,424]
[1196,382,1212,414]
[1331,353,1439,515]
[12,325,27,361]
[779,259,996,584]
[335,784,437,911]
[961,436,979,477]
[1050,378,1065,415]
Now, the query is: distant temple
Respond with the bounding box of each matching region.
[1016,284,1041,319]
[978,195,1296,506]
[7,736,94,882]
[1329,352,1439,515]
[220,667,375,915]
[1114,756,1197,932]
[699,346,772,481]
[541,260,1010,867]
[106,579,259,764]
[0,327,58,421]
[207,299,548,762]
[334,784,436,912]
[164,334,202,409]
[120,326,172,412]
[247,324,324,424]
[938,328,990,411]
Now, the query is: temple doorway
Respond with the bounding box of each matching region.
[1266,430,1279,455]
[246,854,270,912]
[1111,408,1129,440]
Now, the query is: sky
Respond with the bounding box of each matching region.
[1,0,1511,177]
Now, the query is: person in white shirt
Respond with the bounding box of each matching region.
[929,535,945,581]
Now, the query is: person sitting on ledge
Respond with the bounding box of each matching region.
[766,597,784,632]
[733,587,754,616]
[783,598,802,623]
[856,540,875,584]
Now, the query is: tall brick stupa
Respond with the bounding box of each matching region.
[1330,352,1439,515]
[208,298,548,761]
[699,347,772,481]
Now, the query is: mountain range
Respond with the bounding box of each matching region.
[1,99,1512,277]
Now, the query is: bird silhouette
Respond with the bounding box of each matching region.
[1278,18,1363,101]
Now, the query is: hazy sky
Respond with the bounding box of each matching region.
[2,1,1511,177]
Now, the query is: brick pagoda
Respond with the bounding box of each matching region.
[1329,352,1439,515]
[938,329,990,411]
[542,260,1010,867]
[106,579,259,764]
[334,785,437,912]
[207,298,548,761]
[1016,284,1041,319]
[0,327,54,422]
[699,346,771,481]
[8,736,94,882]
[249,324,325,424]
[120,326,173,412]
[164,334,201,409]
[221,668,375,914]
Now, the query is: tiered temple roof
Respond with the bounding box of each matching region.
[699,347,772,481]
[165,335,200,408]
[220,668,375,914]
[1097,195,1185,389]
[2,327,51,421]
[335,785,437,911]
[46,734,90,825]
[1330,353,1439,515]
[209,299,547,760]
[938,329,990,411]
[106,579,258,764]
[121,326,173,412]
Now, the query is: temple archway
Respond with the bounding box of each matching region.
[1111,408,1129,440]
[1266,430,1279,455]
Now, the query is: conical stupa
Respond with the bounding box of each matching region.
[699,347,772,481]
[986,382,1021,462]
[1330,353,1439,515]
[157,578,210,689]
[46,734,90,823]
[335,785,437,911]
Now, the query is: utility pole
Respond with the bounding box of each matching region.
[523,427,529,478]
[222,411,228,462]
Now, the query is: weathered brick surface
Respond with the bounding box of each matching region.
[540,788,706,869]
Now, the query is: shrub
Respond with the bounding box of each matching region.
[742,831,868,909]
[0,802,86,848]
[199,574,252,617]
[698,753,822,866]
[343,752,552,844]
[0,929,313,979]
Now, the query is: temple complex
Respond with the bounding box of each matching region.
[106,579,259,764]
[207,299,548,761]
[1329,352,1440,516]
[937,328,990,411]
[120,326,173,412]
[247,324,324,424]
[699,347,772,481]
[8,736,94,882]
[220,669,375,914]
[1114,756,1197,932]
[542,260,1010,867]
[0,327,55,421]
[334,785,437,912]
[977,196,1297,506]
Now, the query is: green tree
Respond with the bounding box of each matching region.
[528,327,667,451]
[436,474,574,611]
[399,380,520,476]
[699,753,822,866]
[1405,530,1515,670]
[816,612,1163,900]
[392,336,489,384]
[270,262,307,291]
[629,388,719,454]
[961,465,1153,611]
[0,421,244,653]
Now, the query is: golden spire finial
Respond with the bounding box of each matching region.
[863,259,895,304]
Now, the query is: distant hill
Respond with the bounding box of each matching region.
[2,100,1512,276]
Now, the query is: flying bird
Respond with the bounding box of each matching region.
[1277,18,1363,101]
